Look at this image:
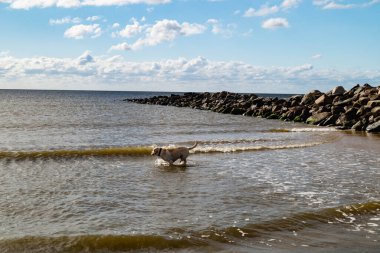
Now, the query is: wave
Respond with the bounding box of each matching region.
[1,201,378,252]
[0,139,327,160]
[0,234,206,253]
[193,142,324,154]
[179,138,283,146]
[215,201,380,240]
[0,146,153,159]
[0,142,324,160]
[268,127,339,133]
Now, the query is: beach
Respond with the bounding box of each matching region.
[0,89,379,252]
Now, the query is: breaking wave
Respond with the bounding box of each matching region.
[0,141,325,160]
[193,142,324,154]
[268,127,339,133]
[1,201,378,253]
[0,146,153,159]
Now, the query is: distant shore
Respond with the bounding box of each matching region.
[127,84,380,133]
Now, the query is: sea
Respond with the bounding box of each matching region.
[0,89,379,253]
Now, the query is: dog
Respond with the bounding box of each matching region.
[151,142,198,166]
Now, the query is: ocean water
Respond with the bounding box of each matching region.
[0,89,379,253]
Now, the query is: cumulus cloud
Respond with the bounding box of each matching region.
[111,19,206,51]
[0,0,171,9]
[243,5,279,17]
[313,0,380,9]
[109,42,132,51]
[262,18,289,29]
[207,19,236,37]
[281,0,302,9]
[311,54,322,59]
[64,24,102,39]
[77,50,94,65]
[118,18,144,38]
[323,2,355,9]
[86,15,101,21]
[1,52,379,93]
[243,1,301,19]
[112,23,120,29]
[49,16,81,25]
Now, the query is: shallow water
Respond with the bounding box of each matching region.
[0,90,379,252]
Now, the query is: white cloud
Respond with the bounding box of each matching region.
[243,1,301,18]
[111,19,206,51]
[64,24,102,39]
[207,19,236,37]
[262,18,289,29]
[313,0,330,6]
[243,5,279,17]
[313,0,380,9]
[323,2,355,9]
[112,23,120,29]
[281,0,302,9]
[109,42,132,51]
[49,16,81,25]
[77,50,94,65]
[118,18,144,38]
[1,52,379,93]
[0,0,171,9]
[86,15,101,21]
[312,54,322,59]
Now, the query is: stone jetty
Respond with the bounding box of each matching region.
[127,84,380,132]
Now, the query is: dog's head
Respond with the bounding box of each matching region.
[151,147,160,156]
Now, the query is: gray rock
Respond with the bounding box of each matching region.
[334,98,354,107]
[301,90,322,105]
[230,108,246,115]
[351,121,364,131]
[321,114,340,126]
[330,86,346,96]
[306,112,331,125]
[366,121,380,132]
[367,100,380,108]
[315,94,332,106]
[371,106,380,117]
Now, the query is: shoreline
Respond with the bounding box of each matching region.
[127,84,380,133]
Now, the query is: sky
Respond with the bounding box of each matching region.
[0,0,379,93]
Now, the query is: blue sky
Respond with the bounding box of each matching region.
[0,0,379,93]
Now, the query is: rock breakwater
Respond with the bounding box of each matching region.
[127,84,380,132]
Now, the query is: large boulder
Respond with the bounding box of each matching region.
[367,100,380,108]
[334,98,354,107]
[358,97,370,106]
[366,121,380,132]
[371,106,380,117]
[315,94,333,106]
[306,112,331,125]
[336,114,356,128]
[301,90,322,105]
[230,107,246,115]
[330,86,346,96]
[351,120,367,131]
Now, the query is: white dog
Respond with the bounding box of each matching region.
[151,142,198,165]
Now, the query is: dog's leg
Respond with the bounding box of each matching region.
[180,157,187,166]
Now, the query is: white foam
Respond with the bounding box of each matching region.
[193,142,323,154]
[290,127,339,132]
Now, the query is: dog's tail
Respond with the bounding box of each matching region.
[189,142,198,150]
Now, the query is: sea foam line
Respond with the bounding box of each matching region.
[192,142,324,154]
